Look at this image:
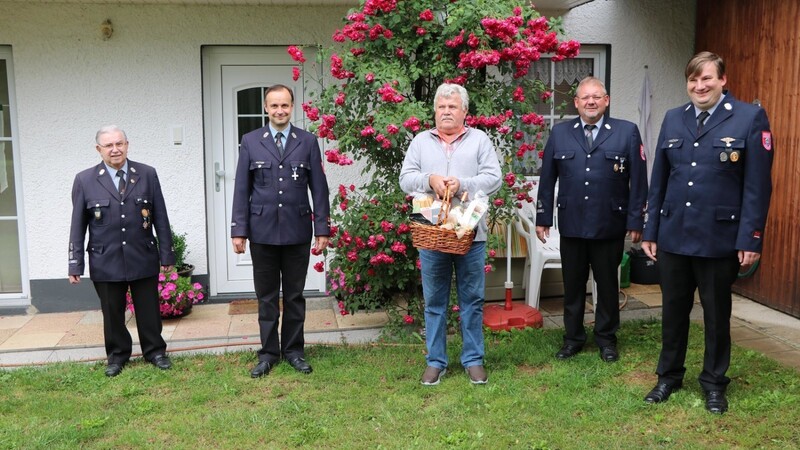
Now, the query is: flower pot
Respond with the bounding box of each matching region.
[162,304,192,320]
[177,264,194,278]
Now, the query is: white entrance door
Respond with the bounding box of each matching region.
[202,46,325,296]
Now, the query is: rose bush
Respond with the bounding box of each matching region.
[293,0,579,322]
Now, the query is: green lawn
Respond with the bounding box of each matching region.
[1,320,798,449]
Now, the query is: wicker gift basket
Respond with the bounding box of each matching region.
[409,190,474,255]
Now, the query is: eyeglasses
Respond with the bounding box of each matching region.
[576,95,606,102]
[99,141,128,150]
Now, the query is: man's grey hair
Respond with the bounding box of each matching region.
[95,125,128,144]
[434,83,469,111]
[576,76,608,96]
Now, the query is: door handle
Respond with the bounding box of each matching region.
[214,162,225,192]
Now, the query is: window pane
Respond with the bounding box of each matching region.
[0,60,9,138]
[0,220,22,293]
[0,140,17,216]
[237,117,262,143]
[237,87,264,115]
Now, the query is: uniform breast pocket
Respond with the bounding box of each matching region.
[86,199,110,227]
[554,151,576,178]
[661,138,684,170]
[290,160,311,187]
[712,138,745,172]
[603,152,628,178]
[250,161,272,187]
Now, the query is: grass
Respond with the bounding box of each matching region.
[1,320,799,449]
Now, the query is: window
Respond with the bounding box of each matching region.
[519,45,608,175]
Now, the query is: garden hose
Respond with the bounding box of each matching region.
[737,258,760,279]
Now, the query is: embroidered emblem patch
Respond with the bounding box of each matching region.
[762,131,772,151]
[753,230,762,239]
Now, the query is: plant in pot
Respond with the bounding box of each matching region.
[125,227,205,318]
[170,227,194,278]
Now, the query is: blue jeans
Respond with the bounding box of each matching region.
[419,241,486,369]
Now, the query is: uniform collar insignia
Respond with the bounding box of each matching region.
[263,131,270,138]
[291,132,297,139]
[668,138,680,143]
[684,104,692,111]
[720,137,736,146]
[604,123,611,130]
[98,168,105,175]
[724,103,732,110]
[130,166,137,173]
[573,122,579,128]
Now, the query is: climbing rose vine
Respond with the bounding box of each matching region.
[290,0,579,318]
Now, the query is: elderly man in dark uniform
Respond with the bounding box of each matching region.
[69,125,175,377]
[536,76,648,363]
[642,52,774,414]
[231,84,330,378]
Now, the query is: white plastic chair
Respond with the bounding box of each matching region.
[514,194,599,309]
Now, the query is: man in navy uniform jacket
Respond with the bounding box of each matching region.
[536,76,647,363]
[641,52,774,414]
[69,125,175,377]
[231,84,330,378]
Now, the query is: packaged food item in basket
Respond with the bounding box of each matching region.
[455,191,490,238]
[412,192,434,213]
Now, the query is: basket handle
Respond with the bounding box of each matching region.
[436,189,451,225]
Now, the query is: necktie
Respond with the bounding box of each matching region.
[696,111,710,134]
[117,169,126,195]
[275,132,284,156]
[584,124,596,147]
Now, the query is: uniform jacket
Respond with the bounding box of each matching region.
[643,93,773,257]
[69,160,175,282]
[231,124,330,245]
[536,116,648,239]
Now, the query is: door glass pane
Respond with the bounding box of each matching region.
[237,87,264,115]
[0,220,22,293]
[237,87,268,143]
[0,50,22,295]
[0,141,17,216]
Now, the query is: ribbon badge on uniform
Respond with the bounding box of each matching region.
[762,131,772,151]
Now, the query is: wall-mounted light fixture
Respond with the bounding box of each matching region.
[101,19,113,40]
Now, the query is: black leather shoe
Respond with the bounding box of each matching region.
[105,363,124,377]
[599,345,619,362]
[705,390,728,414]
[250,361,272,378]
[644,381,683,403]
[150,354,172,370]
[555,344,583,360]
[287,357,313,374]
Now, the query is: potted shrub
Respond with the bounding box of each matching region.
[170,227,194,278]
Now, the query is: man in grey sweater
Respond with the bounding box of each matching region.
[400,83,502,386]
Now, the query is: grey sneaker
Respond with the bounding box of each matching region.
[420,366,446,386]
[466,365,488,384]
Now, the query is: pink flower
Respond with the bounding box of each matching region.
[419,9,434,21]
[170,272,179,281]
[365,73,375,83]
[390,241,407,255]
[335,91,346,105]
[287,46,306,63]
[386,124,400,135]
[313,261,325,272]
[484,264,493,273]
[415,27,427,36]
[493,198,505,207]
[512,86,526,102]
[489,249,496,257]
[403,116,421,132]
[540,91,553,102]
[158,273,166,282]
[403,315,414,324]
[292,67,300,81]
[452,305,460,312]
[395,48,406,58]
